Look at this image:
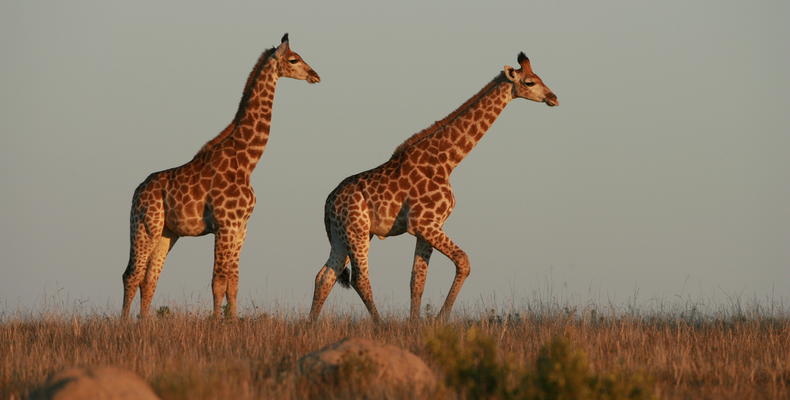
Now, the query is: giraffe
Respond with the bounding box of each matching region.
[121,34,320,319]
[309,52,557,322]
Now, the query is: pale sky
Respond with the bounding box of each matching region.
[1,0,788,316]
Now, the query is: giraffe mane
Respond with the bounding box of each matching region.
[193,47,278,158]
[391,72,507,157]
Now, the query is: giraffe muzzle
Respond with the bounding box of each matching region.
[544,92,558,107]
[307,71,321,84]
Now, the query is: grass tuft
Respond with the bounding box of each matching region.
[427,328,656,400]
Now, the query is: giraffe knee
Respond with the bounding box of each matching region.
[314,268,326,286]
[454,252,470,277]
[122,269,141,286]
[212,272,228,287]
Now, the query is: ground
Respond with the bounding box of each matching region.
[1,306,787,399]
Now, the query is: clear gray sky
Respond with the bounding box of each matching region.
[1,0,788,315]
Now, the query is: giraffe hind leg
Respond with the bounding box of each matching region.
[139,230,178,318]
[309,245,348,321]
[346,232,382,323]
[337,233,372,288]
[121,222,154,319]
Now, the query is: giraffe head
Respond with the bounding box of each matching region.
[273,33,320,83]
[503,52,558,107]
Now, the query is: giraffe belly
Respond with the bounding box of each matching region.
[167,218,209,237]
[373,202,409,238]
[165,208,211,237]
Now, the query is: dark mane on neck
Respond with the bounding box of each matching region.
[391,72,507,157]
[193,47,277,158]
[233,47,277,124]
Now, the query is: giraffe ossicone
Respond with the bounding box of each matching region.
[309,52,557,322]
[121,34,320,319]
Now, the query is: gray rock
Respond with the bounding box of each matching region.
[297,337,437,389]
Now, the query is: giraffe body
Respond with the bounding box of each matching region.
[122,34,320,319]
[310,53,557,322]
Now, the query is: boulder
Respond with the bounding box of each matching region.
[297,337,437,390]
[29,366,160,400]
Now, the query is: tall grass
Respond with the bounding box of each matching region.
[1,303,787,399]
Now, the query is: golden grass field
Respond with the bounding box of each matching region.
[1,304,788,399]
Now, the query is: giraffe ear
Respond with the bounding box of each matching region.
[275,37,289,57]
[517,52,529,66]
[517,52,534,73]
[503,65,518,82]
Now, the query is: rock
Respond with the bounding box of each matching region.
[297,337,437,390]
[29,366,160,400]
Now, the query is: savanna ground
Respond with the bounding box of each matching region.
[1,299,788,400]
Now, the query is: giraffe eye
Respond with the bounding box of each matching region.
[523,81,536,87]
[288,59,299,64]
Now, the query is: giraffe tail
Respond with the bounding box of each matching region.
[337,258,351,289]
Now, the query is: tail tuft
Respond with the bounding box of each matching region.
[338,267,351,289]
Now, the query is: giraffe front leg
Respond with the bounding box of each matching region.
[409,237,433,321]
[139,232,177,318]
[225,269,239,319]
[417,224,470,320]
[212,227,244,319]
[225,227,247,319]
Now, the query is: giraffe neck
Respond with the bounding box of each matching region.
[441,77,511,170]
[393,74,513,172]
[193,48,279,172]
[228,59,279,172]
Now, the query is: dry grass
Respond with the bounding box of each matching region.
[1,305,787,399]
